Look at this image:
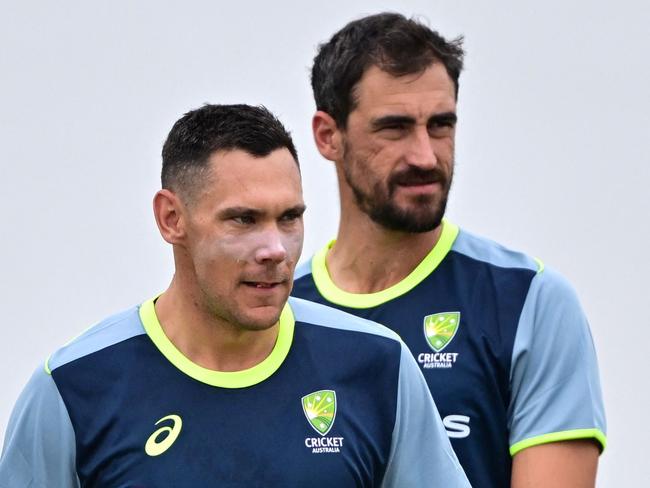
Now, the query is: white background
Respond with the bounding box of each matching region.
[1,1,648,485]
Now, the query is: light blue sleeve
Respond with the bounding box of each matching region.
[508,267,607,455]
[0,367,80,488]
[382,344,471,487]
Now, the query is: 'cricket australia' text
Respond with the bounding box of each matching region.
[305,436,344,454]
[418,352,459,369]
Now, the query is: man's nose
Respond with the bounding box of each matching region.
[406,127,437,169]
[254,229,288,264]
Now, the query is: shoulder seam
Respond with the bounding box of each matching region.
[450,248,540,273]
[296,317,402,343]
[288,297,403,343]
[46,306,146,373]
[451,228,541,273]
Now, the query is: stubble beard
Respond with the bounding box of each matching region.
[198,282,286,333]
[342,146,453,234]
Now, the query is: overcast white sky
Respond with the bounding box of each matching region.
[1,1,649,485]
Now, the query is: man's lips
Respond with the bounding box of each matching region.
[390,174,446,196]
[398,179,440,186]
[390,167,447,188]
[241,279,287,289]
[397,181,440,188]
[394,180,442,196]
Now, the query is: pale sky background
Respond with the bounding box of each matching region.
[1,1,649,485]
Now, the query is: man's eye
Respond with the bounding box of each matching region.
[428,121,455,137]
[376,125,407,140]
[380,124,405,131]
[432,119,455,128]
[233,215,255,225]
[281,212,303,223]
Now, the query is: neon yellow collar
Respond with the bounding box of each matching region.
[139,298,294,388]
[311,220,459,309]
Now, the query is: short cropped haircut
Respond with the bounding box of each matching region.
[161,104,299,202]
[312,12,465,127]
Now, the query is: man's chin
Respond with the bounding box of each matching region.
[236,306,284,332]
[368,206,444,233]
[380,193,447,232]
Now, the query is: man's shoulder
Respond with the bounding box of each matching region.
[452,227,542,273]
[46,304,146,374]
[454,227,581,295]
[288,296,402,344]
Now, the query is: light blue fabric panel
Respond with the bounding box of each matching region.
[453,228,539,271]
[508,267,606,448]
[0,368,80,488]
[288,296,401,342]
[382,344,471,487]
[293,260,312,280]
[47,306,146,372]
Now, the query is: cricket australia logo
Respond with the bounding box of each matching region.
[418,312,461,369]
[302,390,344,454]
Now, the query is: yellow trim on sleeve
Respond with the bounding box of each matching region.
[138,298,294,388]
[44,357,52,375]
[310,219,459,309]
[510,428,607,456]
[44,322,99,375]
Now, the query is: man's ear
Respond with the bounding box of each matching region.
[312,111,344,162]
[153,189,186,245]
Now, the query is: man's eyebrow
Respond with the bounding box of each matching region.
[371,115,416,130]
[282,204,307,215]
[219,204,307,219]
[371,112,457,130]
[428,112,457,125]
[219,207,263,218]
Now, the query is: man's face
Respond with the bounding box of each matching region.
[340,63,457,232]
[182,148,304,331]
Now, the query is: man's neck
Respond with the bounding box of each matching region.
[154,278,279,372]
[327,213,443,294]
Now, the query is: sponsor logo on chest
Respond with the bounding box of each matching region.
[302,390,344,454]
[418,311,461,369]
[144,414,183,456]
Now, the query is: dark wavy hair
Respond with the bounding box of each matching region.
[312,12,465,127]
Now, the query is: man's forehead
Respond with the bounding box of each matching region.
[208,147,297,169]
[352,63,456,117]
[198,148,303,208]
[206,148,300,184]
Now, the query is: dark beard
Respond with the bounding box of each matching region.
[344,161,452,233]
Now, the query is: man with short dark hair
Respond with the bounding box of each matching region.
[293,13,606,487]
[0,104,470,486]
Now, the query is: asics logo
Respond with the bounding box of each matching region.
[145,414,182,456]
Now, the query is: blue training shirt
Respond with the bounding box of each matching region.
[292,220,607,488]
[0,297,469,487]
